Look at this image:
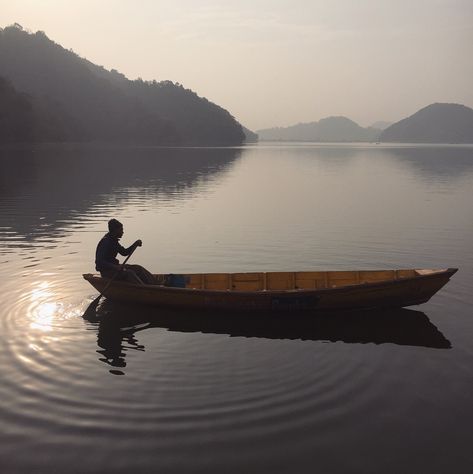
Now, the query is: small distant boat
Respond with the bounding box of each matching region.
[83,268,457,312]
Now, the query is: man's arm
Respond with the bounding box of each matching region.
[117,239,143,256]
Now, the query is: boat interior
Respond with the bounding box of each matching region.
[154,269,443,292]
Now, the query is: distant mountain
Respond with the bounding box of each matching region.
[370,121,392,130]
[380,103,473,143]
[0,24,244,145]
[257,116,381,142]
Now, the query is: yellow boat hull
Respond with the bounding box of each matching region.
[83,268,457,312]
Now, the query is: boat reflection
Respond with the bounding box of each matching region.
[83,302,451,373]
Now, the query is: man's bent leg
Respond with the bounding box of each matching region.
[125,264,155,284]
[101,268,144,285]
[100,270,127,281]
[124,269,144,284]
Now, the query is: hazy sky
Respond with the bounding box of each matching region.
[2,0,473,130]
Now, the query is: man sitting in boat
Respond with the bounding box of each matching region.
[95,219,155,284]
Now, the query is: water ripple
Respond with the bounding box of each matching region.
[1,144,472,473]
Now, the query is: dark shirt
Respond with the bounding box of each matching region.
[95,233,135,272]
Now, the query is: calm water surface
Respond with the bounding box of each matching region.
[1,143,472,473]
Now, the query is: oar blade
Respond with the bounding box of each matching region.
[82,294,102,320]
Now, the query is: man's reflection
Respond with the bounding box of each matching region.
[83,304,150,374]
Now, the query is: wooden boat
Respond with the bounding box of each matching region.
[83,268,457,312]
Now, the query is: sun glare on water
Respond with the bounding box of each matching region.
[27,281,79,332]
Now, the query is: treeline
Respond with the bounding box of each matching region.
[0,24,245,145]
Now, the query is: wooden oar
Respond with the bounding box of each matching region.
[85,246,138,314]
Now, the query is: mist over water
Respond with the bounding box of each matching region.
[1,143,472,473]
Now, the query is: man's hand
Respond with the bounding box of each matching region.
[134,239,143,247]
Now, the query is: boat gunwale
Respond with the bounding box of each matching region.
[83,268,458,298]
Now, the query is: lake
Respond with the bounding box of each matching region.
[0,143,472,473]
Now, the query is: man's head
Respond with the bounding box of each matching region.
[108,219,124,238]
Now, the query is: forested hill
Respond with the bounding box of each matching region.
[380,103,473,143]
[0,76,76,142]
[0,24,245,145]
[257,117,380,142]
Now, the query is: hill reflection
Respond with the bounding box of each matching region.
[0,145,242,243]
[84,303,451,374]
[383,146,473,181]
